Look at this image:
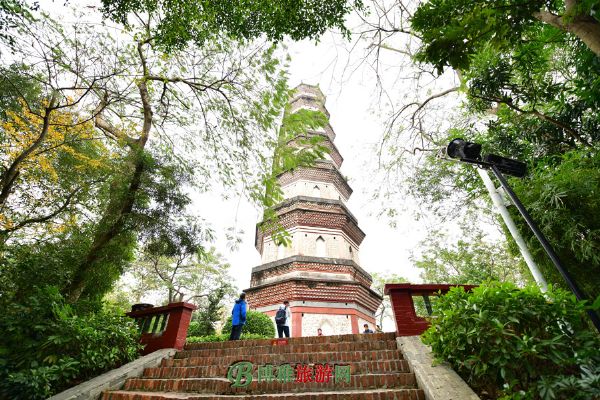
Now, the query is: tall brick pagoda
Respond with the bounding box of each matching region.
[245,84,382,337]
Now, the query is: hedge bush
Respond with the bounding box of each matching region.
[0,287,141,399]
[186,333,270,343]
[187,320,202,337]
[222,310,275,337]
[422,281,600,400]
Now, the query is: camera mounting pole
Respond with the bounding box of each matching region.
[447,138,600,332]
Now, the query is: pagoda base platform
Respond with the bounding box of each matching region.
[253,300,376,337]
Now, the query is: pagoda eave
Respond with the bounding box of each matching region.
[251,255,373,282]
[277,161,353,199]
[254,197,366,253]
[244,277,383,314]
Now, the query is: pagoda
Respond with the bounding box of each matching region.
[244,84,382,337]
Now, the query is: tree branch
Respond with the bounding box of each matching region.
[0,186,81,234]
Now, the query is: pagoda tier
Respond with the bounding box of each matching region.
[245,84,382,337]
[248,256,382,313]
[254,196,365,255]
[279,161,353,201]
[288,134,344,168]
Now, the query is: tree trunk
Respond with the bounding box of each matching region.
[64,41,154,303]
[533,9,600,57]
[64,150,146,302]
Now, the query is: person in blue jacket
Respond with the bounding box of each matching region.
[229,292,247,340]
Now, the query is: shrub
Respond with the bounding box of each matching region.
[0,286,141,399]
[187,320,202,337]
[422,281,600,400]
[222,310,276,337]
[186,333,269,343]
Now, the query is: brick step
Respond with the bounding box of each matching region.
[144,359,411,379]
[103,388,425,400]
[184,332,397,350]
[177,340,397,359]
[163,349,404,367]
[122,373,417,394]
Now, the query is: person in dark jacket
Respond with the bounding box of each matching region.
[229,293,247,340]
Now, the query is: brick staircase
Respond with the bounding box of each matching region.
[102,332,425,399]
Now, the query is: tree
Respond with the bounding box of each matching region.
[0,103,115,238]
[0,0,35,49]
[110,238,237,335]
[409,0,600,299]
[193,285,230,336]
[100,0,364,51]
[412,0,600,72]
[349,0,600,299]
[2,0,359,304]
[126,245,234,306]
[56,3,341,301]
[413,226,531,286]
[0,63,42,118]
[0,57,117,219]
[508,148,600,300]
[371,272,407,329]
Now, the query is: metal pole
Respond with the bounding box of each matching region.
[476,168,548,292]
[490,165,600,332]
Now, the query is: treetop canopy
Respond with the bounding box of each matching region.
[101,0,363,50]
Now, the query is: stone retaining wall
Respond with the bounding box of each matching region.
[48,348,176,400]
[397,336,479,400]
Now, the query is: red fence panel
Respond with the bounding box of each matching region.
[127,302,197,354]
[384,284,476,336]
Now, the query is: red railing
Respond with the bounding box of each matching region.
[384,283,476,336]
[127,302,197,355]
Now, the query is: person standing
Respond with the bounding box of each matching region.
[275,300,291,338]
[363,323,374,334]
[317,328,323,336]
[229,293,247,340]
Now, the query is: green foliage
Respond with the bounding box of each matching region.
[422,282,600,399]
[0,0,35,48]
[186,333,270,343]
[193,285,232,336]
[186,320,203,337]
[395,0,600,301]
[186,285,233,337]
[0,63,43,118]
[222,310,276,338]
[100,0,363,51]
[259,105,330,246]
[371,272,407,328]
[414,225,530,285]
[0,287,141,399]
[509,147,600,300]
[412,0,547,73]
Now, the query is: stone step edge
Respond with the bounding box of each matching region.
[143,360,411,377]
[177,342,398,358]
[103,388,425,399]
[131,372,414,382]
[161,349,404,367]
[184,333,397,350]
[122,373,418,394]
[169,349,403,362]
